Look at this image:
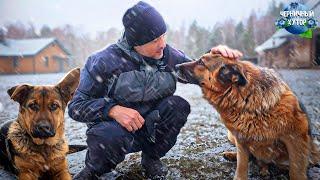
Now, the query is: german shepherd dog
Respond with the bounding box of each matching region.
[176,53,320,180]
[0,68,86,179]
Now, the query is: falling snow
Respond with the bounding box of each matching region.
[95,75,103,83]
[0,69,319,179]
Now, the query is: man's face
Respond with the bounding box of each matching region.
[134,33,166,59]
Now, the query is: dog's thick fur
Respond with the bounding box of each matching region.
[0,68,81,180]
[177,53,320,180]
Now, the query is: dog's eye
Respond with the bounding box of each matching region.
[220,66,230,75]
[197,59,206,66]
[28,103,39,111]
[49,103,59,111]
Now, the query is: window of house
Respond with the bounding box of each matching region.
[13,57,19,68]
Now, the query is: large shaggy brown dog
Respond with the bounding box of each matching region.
[0,68,85,180]
[176,53,320,180]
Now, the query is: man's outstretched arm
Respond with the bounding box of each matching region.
[210,45,243,59]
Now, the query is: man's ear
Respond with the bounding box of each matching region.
[7,84,33,104]
[56,68,80,104]
[218,64,247,86]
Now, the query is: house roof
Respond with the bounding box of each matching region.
[255,0,320,52]
[255,29,290,52]
[0,38,70,57]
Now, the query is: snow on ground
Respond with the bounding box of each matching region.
[0,69,319,179]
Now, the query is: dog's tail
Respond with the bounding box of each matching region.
[68,144,87,154]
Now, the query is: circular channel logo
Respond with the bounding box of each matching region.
[275,2,318,36]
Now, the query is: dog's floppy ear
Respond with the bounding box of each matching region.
[218,64,247,86]
[56,68,80,104]
[7,84,33,104]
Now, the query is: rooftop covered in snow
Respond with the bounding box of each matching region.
[0,38,70,57]
[255,29,291,52]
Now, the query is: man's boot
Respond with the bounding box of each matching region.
[73,166,100,180]
[141,153,168,179]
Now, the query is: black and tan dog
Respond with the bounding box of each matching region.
[0,68,86,179]
[176,53,320,180]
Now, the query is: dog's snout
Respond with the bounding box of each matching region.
[32,121,55,138]
[175,62,199,84]
[176,62,195,72]
[37,122,51,133]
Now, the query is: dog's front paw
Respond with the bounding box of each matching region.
[259,168,270,177]
[222,151,237,161]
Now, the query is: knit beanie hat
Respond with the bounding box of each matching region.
[122,1,167,47]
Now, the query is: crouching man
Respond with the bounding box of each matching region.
[68,1,242,179]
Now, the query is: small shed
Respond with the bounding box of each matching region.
[0,37,71,74]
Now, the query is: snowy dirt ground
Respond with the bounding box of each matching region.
[0,69,319,180]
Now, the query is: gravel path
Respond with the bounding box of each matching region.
[0,69,319,179]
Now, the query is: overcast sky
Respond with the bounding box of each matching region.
[0,0,287,35]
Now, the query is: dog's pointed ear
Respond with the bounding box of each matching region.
[7,84,33,104]
[219,64,247,86]
[56,68,80,104]
[230,64,247,86]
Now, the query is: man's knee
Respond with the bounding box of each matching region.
[173,96,191,116]
[160,95,190,115]
[86,121,132,149]
[157,95,190,125]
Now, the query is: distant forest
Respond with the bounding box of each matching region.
[2,1,286,67]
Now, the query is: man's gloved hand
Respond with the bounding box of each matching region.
[108,105,145,132]
[210,45,243,59]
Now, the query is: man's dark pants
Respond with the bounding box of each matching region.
[84,95,191,175]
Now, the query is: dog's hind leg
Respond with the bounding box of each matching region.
[281,134,310,180]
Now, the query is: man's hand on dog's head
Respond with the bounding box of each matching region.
[210,45,243,60]
[108,105,145,132]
